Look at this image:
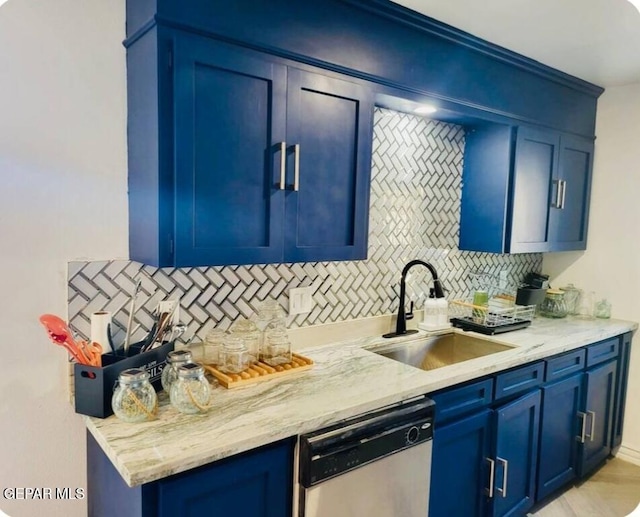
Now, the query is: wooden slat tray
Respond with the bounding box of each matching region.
[203,353,314,389]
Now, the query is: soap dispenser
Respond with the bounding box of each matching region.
[422,289,439,329]
[436,294,449,327]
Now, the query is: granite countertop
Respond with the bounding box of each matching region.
[86,317,637,487]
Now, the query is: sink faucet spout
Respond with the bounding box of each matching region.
[383,259,444,338]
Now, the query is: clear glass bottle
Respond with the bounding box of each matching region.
[161,349,193,392]
[539,289,568,318]
[261,328,292,366]
[219,336,249,373]
[111,368,158,423]
[204,328,226,365]
[229,318,261,365]
[170,363,212,414]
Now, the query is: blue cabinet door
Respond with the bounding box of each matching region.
[157,439,293,517]
[537,373,583,501]
[492,389,540,517]
[172,34,287,267]
[548,135,593,251]
[509,127,558,253]
[579,360,616,477]
[612,333,632,453]
[284,68,373,262]
[430,409,492,517]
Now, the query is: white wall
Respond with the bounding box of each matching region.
[0,0,127,515]
[544,82,640,463]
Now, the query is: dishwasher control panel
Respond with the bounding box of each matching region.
[298,398,434,487]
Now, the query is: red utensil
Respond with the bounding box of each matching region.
[39,314,91,365]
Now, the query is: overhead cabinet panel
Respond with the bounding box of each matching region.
[510,127,557,253]
[285,69,373,262]
[173,34,287,266]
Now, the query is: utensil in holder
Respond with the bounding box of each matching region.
[74,340,174,418]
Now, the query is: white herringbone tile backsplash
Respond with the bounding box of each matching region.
[68,108,542,344]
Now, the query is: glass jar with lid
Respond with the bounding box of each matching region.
[255,299,287,333]
[538,289,568,318]
[203,328,226,365]
[111,368,158,423]
[219,336,249,373]
[560,283,582,315]
[229,318,261,365]
[161,349,193,392]
[261,328,292,366]
[170,363,212,414]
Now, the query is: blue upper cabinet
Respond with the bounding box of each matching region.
[460,125,594,254]
[126,0,603,266]
[128,29,373,267]
[285,69,373,262]
[173,34,287,267]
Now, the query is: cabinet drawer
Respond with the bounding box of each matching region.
[586,338,619,367]
[431,379,493,423]
[545,349,586,382]
[494,362,545,401]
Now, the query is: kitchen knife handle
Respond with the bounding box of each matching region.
[577,411,587,443]
[279,142,287,190]
[485,457,496,498]
[294,144,300,192]
[587,410,596,442]
[496,457,508,498]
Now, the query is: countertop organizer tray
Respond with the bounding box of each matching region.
[203,353,314,389]
[449,299,535,335]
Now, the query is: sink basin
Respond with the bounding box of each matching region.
[372,333,514,371]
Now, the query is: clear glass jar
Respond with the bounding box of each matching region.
[111,368,158,423]
[219,336,249,373]
[204,328,226,365]
[255,299,287,332]
[161,349,193,392]
[594,298,612,319]
[539,289,568,318]
[229,318,261,365]
[170,363,212,414]
[575,290,595,320]
[261,328,292,366]
[560,283,582,315]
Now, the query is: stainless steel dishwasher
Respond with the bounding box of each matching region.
[297,396,434,517]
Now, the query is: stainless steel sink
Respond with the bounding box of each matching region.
[371,333,514,371]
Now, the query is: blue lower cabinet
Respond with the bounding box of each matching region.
[492,390,541,517]
[87,431,294,517]
[612,332,632,453]
[578,359,616,477]
[430,409,492,517]
[537,373,583,500]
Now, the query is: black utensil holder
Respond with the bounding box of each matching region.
[74,340,174,418]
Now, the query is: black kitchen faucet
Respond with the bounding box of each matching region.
[383,259,445,338]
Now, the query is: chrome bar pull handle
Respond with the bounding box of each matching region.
[560,179,567,209]
[496,457,508,498]
[293,144,300,192]
[279,142,286,190]
[485,458,495,498]
[577,411,587,443]
[552,179,562,208]
[587,410,596,442]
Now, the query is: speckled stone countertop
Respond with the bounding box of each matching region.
[85,317,637,487]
